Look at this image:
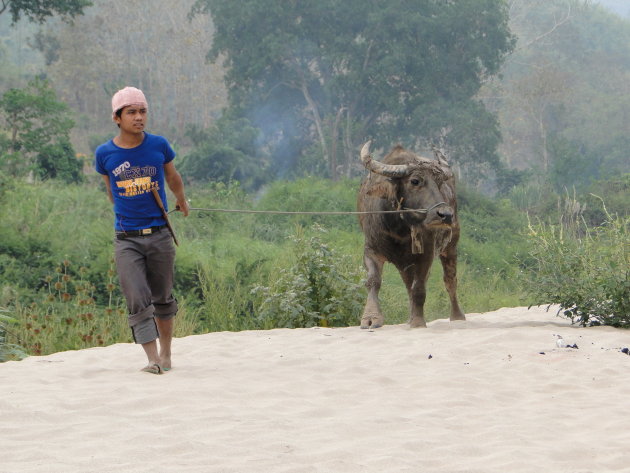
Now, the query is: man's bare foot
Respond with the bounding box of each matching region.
[160,356,172,371]
[141,362,163,375]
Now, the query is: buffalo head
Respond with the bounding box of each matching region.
[359,141,456,229]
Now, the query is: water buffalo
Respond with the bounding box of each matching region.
[357,141,465,328]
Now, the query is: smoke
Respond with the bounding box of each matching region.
[248,89,311,179]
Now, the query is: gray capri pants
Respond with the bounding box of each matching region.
[114,228,178,344]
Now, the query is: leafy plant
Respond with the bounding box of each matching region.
[5,259,128,355]
[525,200,629,327]
[252,225,364,328]
[4,259,202,356]
[254,177,360,234]
[0,308,27,362]
[0,0,92,24]
[0,177,533,353]
[0,77,82,182]
[180,117,270,190]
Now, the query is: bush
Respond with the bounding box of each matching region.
[525,204,629,327]
[3,259,202,357]
[255,178,360,234]
[252,225,365,328]
[0,177,532,354]
[35,140,84,183]
[0,78,79,181]
[582,174,629,226]
[179,117,270,190]
[457,185,529,274]
[0,309,27,362]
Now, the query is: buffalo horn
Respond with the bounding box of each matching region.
[432,145,450,167]
[360,141,411,178]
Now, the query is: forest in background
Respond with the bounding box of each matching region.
[1,0,628,192]
[0,0,628,359]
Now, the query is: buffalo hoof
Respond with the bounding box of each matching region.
[409,317,427,328]
[360,314,384,329]
[450,310,466,321]
[361,321,383,329]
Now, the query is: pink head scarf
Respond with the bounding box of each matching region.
[111,86,148,121]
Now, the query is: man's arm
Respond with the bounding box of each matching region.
[164,161,189,216]
[101,174,114,204]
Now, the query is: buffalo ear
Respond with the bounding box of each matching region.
[432,146,455,177]
[432,145,449,165]
[366,181,396,200]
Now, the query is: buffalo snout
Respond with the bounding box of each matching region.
[437,209,453,224]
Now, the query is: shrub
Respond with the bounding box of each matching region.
[582,174,629,226]
[457,185,529,274]
[251,225,365,328]
[525,203,629,327]
[0,77,81,181]
[4,259,202,357]
[0,308,27,362]
[254,178,360,234]
[5,259,129,355]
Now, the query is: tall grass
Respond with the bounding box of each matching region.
[375,261,526,325]
[1,308,27,361]
[525,198,629,327]
[251,225,365,329]
[2,176,532,358]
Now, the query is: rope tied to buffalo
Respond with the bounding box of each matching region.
[169,202,447,216]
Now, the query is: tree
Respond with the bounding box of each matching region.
[482,0,630,188]
[32,0,226,148]
[179,115,270,189]
[0,77,82,183]
[192,0,515,180]
[0,0,91,23]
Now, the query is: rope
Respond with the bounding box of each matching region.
[169,202,447,216]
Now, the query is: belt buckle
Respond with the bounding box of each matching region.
[141,228,153,235]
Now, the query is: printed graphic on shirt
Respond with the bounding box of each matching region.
[114,162,159,197]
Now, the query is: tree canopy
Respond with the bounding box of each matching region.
[0,77,82,182]
[482,0,630,191]
[193,0,515,180]
[25,0,225,144]
[0,0,91,24]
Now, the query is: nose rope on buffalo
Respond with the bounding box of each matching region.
[168,201,447,216]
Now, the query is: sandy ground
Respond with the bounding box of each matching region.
[2,305,630,473]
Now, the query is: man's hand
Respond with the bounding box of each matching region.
[175,199,190,217]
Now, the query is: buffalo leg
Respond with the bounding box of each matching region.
[398,257,432,328]
[361,250,385,329]
[440,244,465,321]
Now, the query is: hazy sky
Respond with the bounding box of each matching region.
[593,0,630,17]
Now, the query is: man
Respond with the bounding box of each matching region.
[95,86,189,374]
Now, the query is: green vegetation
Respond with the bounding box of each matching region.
[0,78,82,183]
[251,225,364,329]
[486,0,630,191]
[526,201,629,327]
[179,116,270,190]
[0,0,91,24]
[0,308,26,361]
[1,173,627,360]
[192,0,514,179]
[1,176,537,359]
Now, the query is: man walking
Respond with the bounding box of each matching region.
[95,86,189,374]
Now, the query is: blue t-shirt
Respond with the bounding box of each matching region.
[95,132,176,231]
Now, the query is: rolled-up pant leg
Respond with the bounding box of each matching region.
[146,231,178,320]
[115,237,159,344]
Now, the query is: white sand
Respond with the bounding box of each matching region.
[2,305,630,473]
